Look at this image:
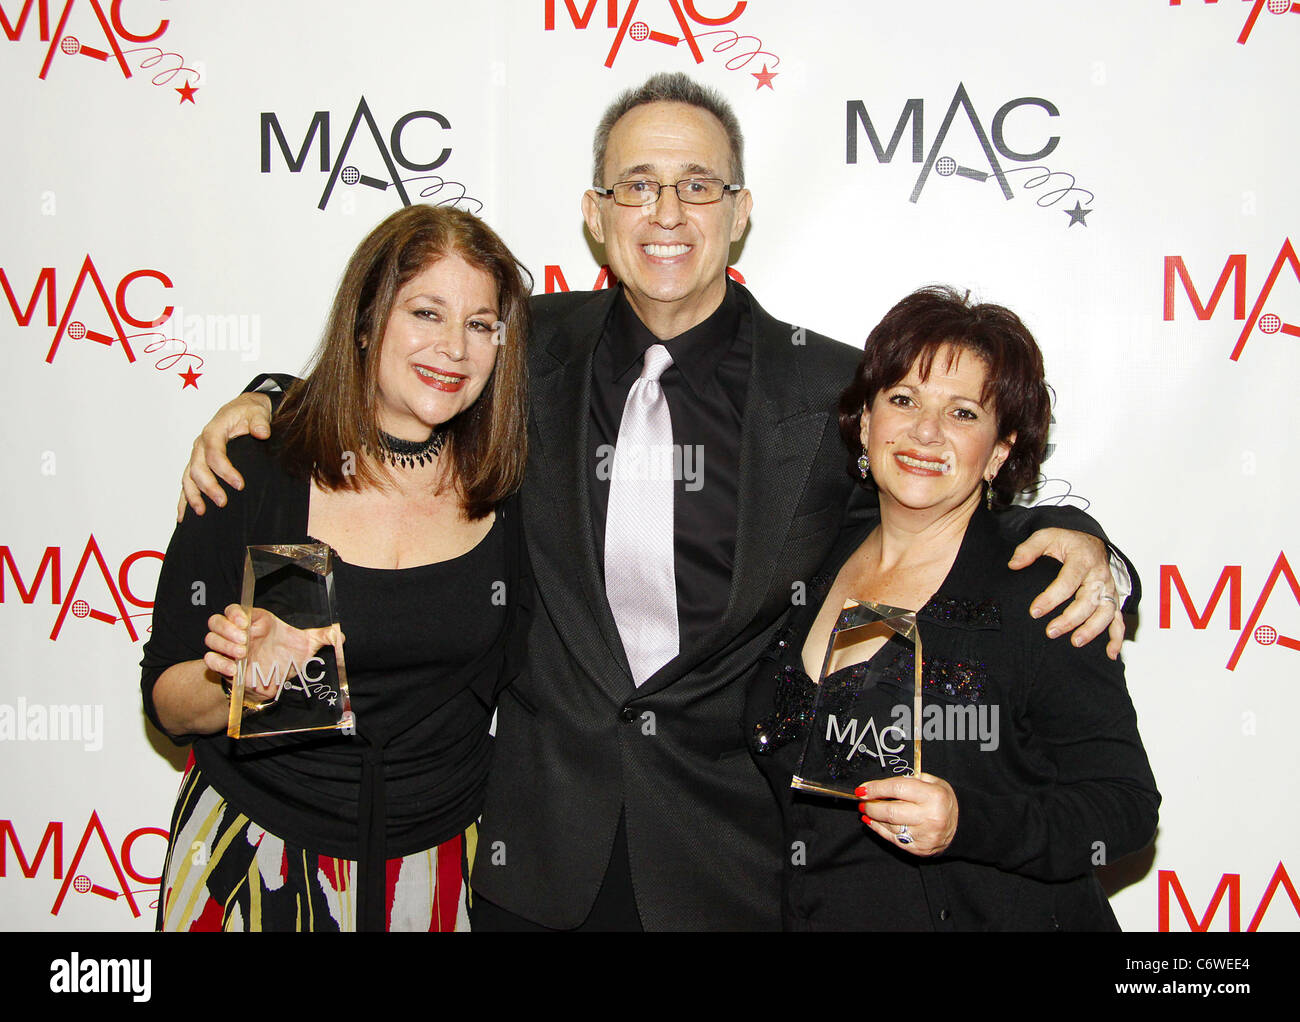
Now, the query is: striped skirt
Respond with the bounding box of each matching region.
[156,759,473,931]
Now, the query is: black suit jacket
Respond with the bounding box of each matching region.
[472,283,868,929]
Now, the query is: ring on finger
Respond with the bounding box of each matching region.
[896,825,914,846]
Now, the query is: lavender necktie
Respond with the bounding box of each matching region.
[604,343,678,686]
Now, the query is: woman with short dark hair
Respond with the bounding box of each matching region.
[746,286,1159,930]
[141,205,532,931]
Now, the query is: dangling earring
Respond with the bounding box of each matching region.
[985,478,994,510]
[858,452,870,479]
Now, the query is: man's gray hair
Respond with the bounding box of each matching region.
[591,72,745,187]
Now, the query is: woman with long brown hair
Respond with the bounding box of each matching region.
[141,205,532,931]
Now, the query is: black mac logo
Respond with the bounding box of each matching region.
[846,84,1094,226]
[259,97,481,213]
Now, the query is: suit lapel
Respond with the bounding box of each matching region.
[725,294,832,632]
[635,285,833,696]
[525,290,635,694]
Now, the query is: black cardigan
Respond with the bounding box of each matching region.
[140,434,530,929]
[745,506,1160,931]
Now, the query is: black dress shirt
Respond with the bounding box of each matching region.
[587,282,752,657]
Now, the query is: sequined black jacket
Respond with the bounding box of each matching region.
[745,505,1160,931]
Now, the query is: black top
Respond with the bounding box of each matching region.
[140,435,529,929]
[744,507,1160,931]
[587,282,750,654]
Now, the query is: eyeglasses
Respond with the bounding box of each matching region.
[594,178,742,207]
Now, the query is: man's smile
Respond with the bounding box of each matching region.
[642,243,692,258]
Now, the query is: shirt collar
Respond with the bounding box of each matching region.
[607,281,743,397]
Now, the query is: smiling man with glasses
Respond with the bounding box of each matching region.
[468,73,1129,931]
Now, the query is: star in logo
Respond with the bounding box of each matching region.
[752,64,778,90]
[176,82,198,105]
[179,367,202,388]
[1064,202,1092,228]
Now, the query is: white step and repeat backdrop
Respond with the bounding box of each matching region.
[1,0,1296,931]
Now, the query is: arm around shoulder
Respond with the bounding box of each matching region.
[178,374,299,517]
[998,503,1141,613]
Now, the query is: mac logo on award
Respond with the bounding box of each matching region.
[791,599,922,800]
[227,543,353,739]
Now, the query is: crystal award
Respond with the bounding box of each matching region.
[226,543,353,739]
[790,599,922,800]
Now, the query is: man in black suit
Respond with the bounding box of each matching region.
[179,73,1129,931]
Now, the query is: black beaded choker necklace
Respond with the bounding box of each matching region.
[372,427,447,469]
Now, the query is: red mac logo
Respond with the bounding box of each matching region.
[0,537,162,642]
[541,263,745,294]
[0,812,167,919]
[1168,0,1300,46]
[1159,862,1299,931]
[1159,553,1300,670]
[1,0,199,99]
[1,257,204,386]
[1163,238,1300,361]
[543,0,780,87]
